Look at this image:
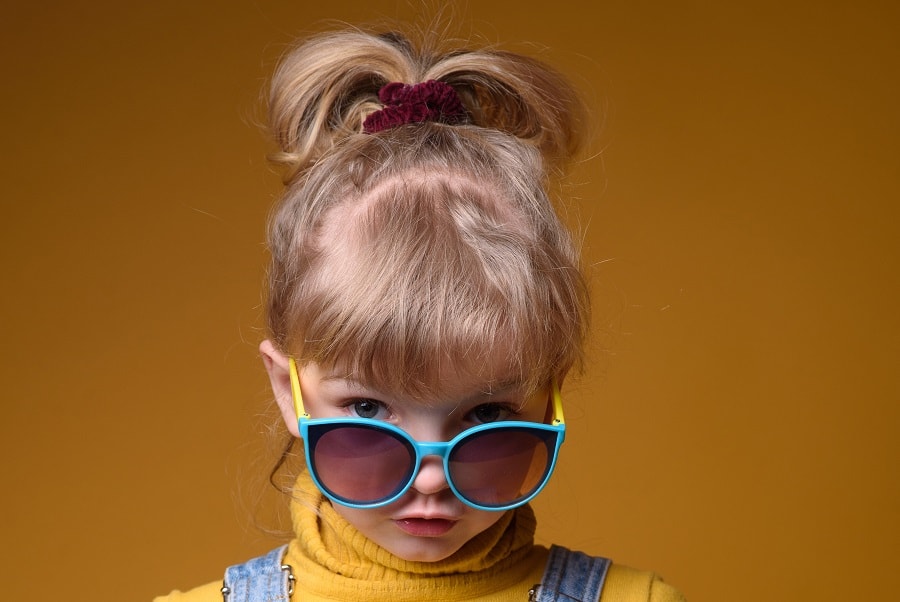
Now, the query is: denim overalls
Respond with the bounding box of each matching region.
[220,544,610,601]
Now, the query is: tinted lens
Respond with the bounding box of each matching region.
[448,427,557,507]
[308,423,415,504]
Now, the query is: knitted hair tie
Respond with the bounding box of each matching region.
[363,80,467,134]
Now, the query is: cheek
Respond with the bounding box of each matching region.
[329,503,396,545]
[465,507,508,535]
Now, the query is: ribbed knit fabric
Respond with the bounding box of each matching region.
[154,471,687,601]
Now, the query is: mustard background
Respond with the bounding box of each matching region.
[2,1,897,600]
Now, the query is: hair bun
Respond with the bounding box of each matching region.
[268,29,585,182]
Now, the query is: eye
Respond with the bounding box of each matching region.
[349,398,388,420]
[468,403,514,424]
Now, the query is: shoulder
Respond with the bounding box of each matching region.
[153,580,221,602]
[601,563,686,602]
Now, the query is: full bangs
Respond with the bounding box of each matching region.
[287,174,584,398]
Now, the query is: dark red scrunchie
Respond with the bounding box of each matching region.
[363,80,467,134]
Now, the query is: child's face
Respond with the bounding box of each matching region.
[297,360,551,562]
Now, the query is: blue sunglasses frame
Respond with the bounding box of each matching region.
[288,358,566,511]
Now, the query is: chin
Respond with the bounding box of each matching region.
[387,540,462,563]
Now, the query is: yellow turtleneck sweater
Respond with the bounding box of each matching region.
[155,473,685,601]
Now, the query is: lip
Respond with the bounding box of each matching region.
[393,517,458,537]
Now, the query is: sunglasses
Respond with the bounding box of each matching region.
[288,358,566,511]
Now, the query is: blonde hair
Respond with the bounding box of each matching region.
[265,28,589,397]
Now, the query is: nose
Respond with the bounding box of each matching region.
[410,453,450,495]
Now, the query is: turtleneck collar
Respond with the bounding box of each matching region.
[284,470,539,599]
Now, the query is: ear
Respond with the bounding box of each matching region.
[259,339,300,437]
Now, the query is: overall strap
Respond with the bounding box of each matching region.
[529,545,611,602]
[221,545,294,602]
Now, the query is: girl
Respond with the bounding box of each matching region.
[157,27,684,602]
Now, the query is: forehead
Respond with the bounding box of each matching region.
[314,341,528,403]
